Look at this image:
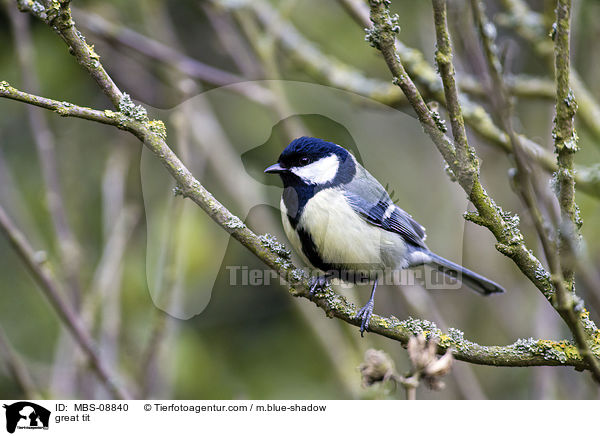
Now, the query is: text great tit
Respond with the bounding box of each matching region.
[265,137,504,335]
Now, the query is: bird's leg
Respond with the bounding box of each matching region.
[356,278,378,337]
[309,275,330,297]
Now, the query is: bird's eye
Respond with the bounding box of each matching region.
[300,157,310,166]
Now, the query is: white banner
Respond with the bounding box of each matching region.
[0,400,594,435]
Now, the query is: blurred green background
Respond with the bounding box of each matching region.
[1,0,600,400]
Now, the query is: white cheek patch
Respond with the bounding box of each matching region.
[291,154,339,184]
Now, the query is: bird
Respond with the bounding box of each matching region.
[264,136,504,335]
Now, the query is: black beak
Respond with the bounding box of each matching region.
[264,163,287,174]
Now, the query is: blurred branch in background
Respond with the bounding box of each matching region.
[5,0,88,397]
[0,204,131,399]
[5,1,83,308]
[201,3,263,80]
[90,181,139,397]
[72,8,274,106]
[458,74,555,99]
[76,0,600,199]
[0,326,43,400]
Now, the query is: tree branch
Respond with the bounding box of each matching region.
[553,0,579,288]
[16,0,123,107]
[432,0,477,178]
[550,0,600,383]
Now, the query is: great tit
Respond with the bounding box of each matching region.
[265,137,504,335]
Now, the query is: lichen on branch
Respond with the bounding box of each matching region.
[366,0,600,381]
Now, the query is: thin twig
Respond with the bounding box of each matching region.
[0,204,131,399]
[432,0,477,178]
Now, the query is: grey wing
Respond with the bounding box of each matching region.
[343,166,427,248]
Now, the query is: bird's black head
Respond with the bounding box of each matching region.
[264,137,355,188]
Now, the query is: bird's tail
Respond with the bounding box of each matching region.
[426,252,505,295]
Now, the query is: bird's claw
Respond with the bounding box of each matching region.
[356,301,374,337]
[309,276,329,297]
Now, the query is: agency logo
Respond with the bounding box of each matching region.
[2,402,50,434]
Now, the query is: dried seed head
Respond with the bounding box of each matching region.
[407,334,454,391]
[423,349,454,379]
[359,349,396,387]
[407,333,437,371]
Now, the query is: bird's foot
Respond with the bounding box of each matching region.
[356,300,374,337]
[309,275,329,297]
